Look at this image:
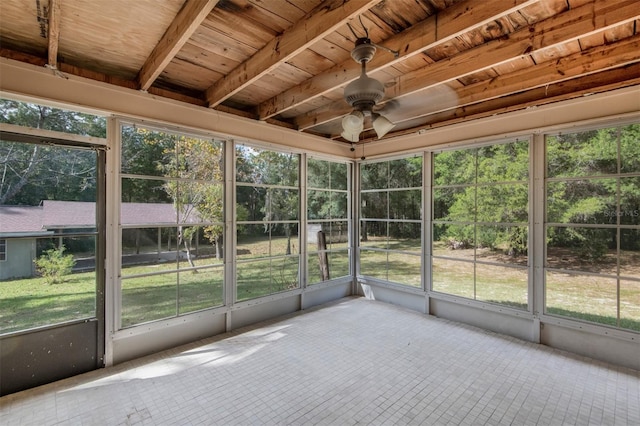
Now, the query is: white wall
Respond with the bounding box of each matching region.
[0,238,35,280]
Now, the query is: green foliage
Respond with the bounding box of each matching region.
[434,149,475,186]
[236,147,299,250]
[308,158,348,222]
[124,127,226,258]
[0,99,106,136]
[0,100,105,205]
[434,141,529,255]
[308,158,347,190]
[546,124,640,260]
[0,99,105,205]
[120,126,175,203]
[360,156,423,241]
[34,246,76,285]
[507,227,528,256]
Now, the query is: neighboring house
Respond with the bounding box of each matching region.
[0,200,200,280]
[0,205,51,280]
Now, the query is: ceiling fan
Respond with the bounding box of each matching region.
[341,24,398,143]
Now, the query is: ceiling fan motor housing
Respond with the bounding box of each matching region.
[344,38,385,109]
[344,77,385,109]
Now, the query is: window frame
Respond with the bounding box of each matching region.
[358,154,424,288]
[430,138,532,310]
[117,121,226,329]
[306,156,352,286]
[0,239,6,262]
[543,122,640,332]
[234,143,302,302]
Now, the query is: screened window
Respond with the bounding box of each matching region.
[307,158,350,284]
[119,124,224,328]
[545,124,640,331]
[359,156,422,287]
[0,157,101,334]
[0,98,107,138]
[236,146,300,301]
[432,140,529,309]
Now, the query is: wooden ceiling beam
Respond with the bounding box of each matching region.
[137,0,220,91]
[370,64,640,142]
[258,0,540,120]
[1,47,202,105]
[204,0,381,108]
[391,34,640,127]
[298,0,640,130]
[46,0,61,69]
[0,47,299,131]
[342,36,640,140]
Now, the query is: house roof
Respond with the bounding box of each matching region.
[41,200,96,229]
[120,202,203,226]
[0,201,203,236]
[0,0,637,144]
[0,205,48,237]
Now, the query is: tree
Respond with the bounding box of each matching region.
[434,141,529,255]
[360,156,423,241]
[156,132,224,264]
[546,124,640,258]
[236,146,299,254]
[256,150,299,255]
[120,125,173,203]
[307,158,348,221]
[0,99,105,205]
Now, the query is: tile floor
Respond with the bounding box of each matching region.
[1,297,639,425]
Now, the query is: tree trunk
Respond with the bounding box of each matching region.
[215,235,223,259]
[361,221,368,242]
[183,239,196,269]
[285,226,291,255]
[178,227,197,269]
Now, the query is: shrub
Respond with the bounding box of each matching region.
[507,227,528,257]
[34,246,76,284]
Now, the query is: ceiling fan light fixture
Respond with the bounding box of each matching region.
[341,130,361,143]
[372,113,395,139]
[342,110,365,132]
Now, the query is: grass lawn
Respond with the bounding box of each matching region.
[2,238,639,334]
[0,272,97,334]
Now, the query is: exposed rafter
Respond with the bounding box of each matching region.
[258,0,540,120]
[137,0,220,91]
[205,0,381,108]
[46,0,61,69]
[296,0,640,131]
[1,0,637,145]
[419,34,640,119]
[357,36,640,141]
[366,63,640,141]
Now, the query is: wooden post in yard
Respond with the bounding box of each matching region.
[317,230,330,281]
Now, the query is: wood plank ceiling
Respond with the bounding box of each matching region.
[0,0,638,144]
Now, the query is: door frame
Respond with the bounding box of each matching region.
[0,125,107,396]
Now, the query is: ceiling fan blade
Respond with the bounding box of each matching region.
[375,99,400,114]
